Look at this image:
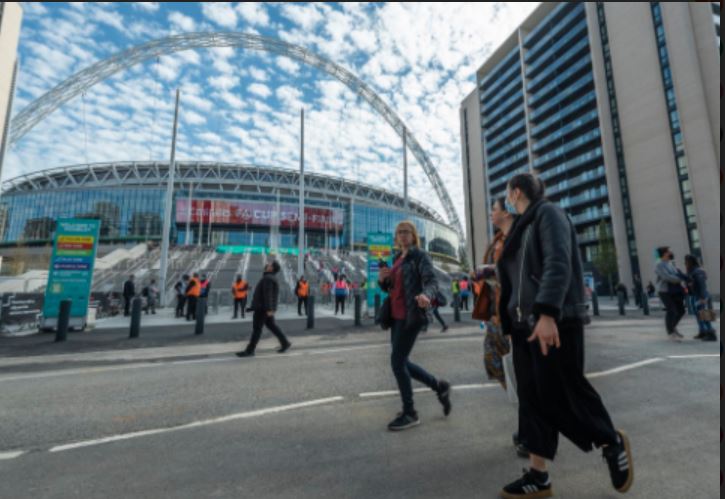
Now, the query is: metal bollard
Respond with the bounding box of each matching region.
[129,297,142,338]
[374,294,381,324]
[354,294,362,327]
[617,291,626,316]
[55,299,72,342]
[453,292,461,322]
[211,291,219,315]
[306,295,315,330]
[642,291,650,316]
[592,291,600,316]
[195,297,206,335]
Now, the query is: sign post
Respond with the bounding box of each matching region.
[41,218,100,331]
[366,232,394,308]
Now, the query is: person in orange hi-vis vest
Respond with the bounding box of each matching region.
[232,275,249,319]
[296,276,310,316]
[185,273,201,321]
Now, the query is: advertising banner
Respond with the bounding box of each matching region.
[366,232,394,307]
[42,219,101,330]
[176,199,344,231]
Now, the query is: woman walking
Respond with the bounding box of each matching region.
[378,221,452,431]
[685,254,717,341]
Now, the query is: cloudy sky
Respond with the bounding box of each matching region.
[7,1,539,225]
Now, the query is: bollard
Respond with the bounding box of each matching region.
[617,291,626,316]
[592,291,600,316]
[453,292,461,322]
[354,294,362,327]
[306,295,315,330]
[642,291,650,316]
[55,299,72,342]
[211,291,219,315]
[195,297,206,335]
[129,297,142,338]
[374,294,381,324]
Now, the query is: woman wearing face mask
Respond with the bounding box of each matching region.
[378,221,452,431]
[496,173,633,498]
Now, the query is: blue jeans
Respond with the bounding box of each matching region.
[690,296,714,333]
[391,319,439,414]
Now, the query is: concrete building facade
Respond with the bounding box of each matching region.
[0,2,22,179]
[461,1,720,295]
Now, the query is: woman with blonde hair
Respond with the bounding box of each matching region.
[378,221,452,431]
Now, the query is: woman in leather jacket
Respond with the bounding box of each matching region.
[496,174,633,499]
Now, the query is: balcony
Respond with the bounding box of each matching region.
[527,37,590,93]
[529,73,594,122]
[533,128,601,170]
[532,109,599,154]
[528,54,592,107]
[531,91,597,137]
[537,147,603,182]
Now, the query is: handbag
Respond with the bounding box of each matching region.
[697,308,717,322]
[377,296,393,330]
[472,282,493,321]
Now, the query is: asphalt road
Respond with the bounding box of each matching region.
[0,315,718,499]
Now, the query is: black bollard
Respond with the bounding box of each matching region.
[195,297,206,335]
[617,291,626,316]
[642,291,650,316]
[453,292,461,322]
[129,297,142,338]
[306,295,315,330]
[55,299,72,342]
[354,294,362,327]
[374,294,381,324]
[592,290,600,316]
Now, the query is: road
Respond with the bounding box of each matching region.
[0,315,718,498]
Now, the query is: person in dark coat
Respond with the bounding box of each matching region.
[122,275,135,316]
[496,173,633,498]
[235,260,291,357]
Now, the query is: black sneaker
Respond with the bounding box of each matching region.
[701,332,718,342]
[277,342,292,353]
[602,430,634,493]
[441,325,449,333]
[436,380,452,416]
[235,351,254,358]
[387,412,420,431]
[693,332,705,340]
[500,469,553,498]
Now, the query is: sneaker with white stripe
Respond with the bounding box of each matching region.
[500,469,553,498]
[602,429,634,493]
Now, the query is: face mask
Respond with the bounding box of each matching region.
[504,197,518,215]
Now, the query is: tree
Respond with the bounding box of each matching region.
[592,220,618,297]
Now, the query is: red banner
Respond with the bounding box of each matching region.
[176,199,345,231]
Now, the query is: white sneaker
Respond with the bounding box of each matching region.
[668,333,682,342]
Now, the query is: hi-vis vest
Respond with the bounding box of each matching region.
[187,278,201,297]
[298,281,309,298]
[233,281,248,299]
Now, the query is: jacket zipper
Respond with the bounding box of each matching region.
[517,226,532,323]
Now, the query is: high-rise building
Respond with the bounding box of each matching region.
[461,1,719,294]
[0,2,23,181]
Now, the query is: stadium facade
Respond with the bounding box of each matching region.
[0,161,461,272]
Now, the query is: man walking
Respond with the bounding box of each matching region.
[296,276,310,316]
[236,260,291,357]
[122,275,135,317]
[174,275,188,318]
[232,275,249,319]
[654,246,687,341]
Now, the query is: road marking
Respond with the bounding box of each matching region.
[48,396,344,453]
[452,383,498,391]
[586,358,665,379]
[0,451,25,460]
[358,383,498,399]
[667,354,720,359]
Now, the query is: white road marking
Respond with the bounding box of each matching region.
[0,451,25,460]
[48,396,344,453]
[586,358,665,379]
[667,354,720,359]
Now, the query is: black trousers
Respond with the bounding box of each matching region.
[298,297,308,316]
[175,296,185,318]
[512,320,618,460]
[186,296,197,321]
[245,311,289,353]
[391,319,438,414]
[431,307,446,328]
[233,298,247,318]
[335,296,346,315]
[123,297,131,316]
[659,292,686,334]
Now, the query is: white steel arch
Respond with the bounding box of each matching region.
[8,32,463,236]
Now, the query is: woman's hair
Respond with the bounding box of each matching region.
[656,246,670,259]
[394,220,421,249]
[508,173,546,203]
[684,254,700,269]
[492,197,506,211]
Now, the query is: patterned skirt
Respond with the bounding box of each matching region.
[483,321,510,389]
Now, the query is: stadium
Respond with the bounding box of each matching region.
[0,161,461,306]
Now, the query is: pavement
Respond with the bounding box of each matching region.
[0,307,718,498]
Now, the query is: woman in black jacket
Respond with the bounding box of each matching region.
[378,221,451,431]
[496,174,633,498]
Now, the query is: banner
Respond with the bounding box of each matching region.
[367,232,394,307]
[176,199,344,231]
[42,219,101,330]
[0,293,43,333]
